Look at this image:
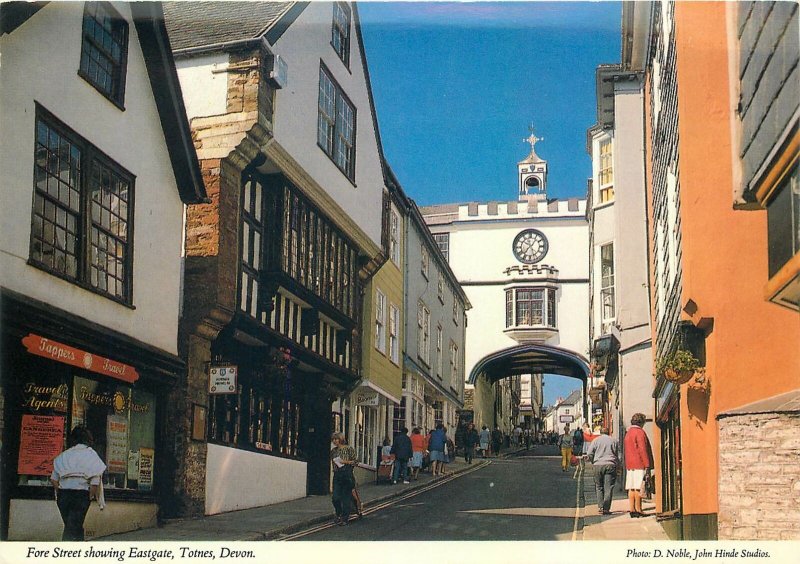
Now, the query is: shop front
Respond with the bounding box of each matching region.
[655,379,682,539]
[0,291,180,540]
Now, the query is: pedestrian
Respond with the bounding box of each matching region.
[623,413,654,518]
[444,427,455,472]
[572,424,585,457]
[409,427,426,480]
[559,425,574,471]
[584,426,620,515]
[464,423,479,464]
[391,427,412,484]
[428,423,447,476]
[50,426,106,541]
[330,432,357,525]
[479,425,490,458]
[491,425,503,457]
[513,425,522,448]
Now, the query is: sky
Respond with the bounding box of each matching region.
[359,1,620,405]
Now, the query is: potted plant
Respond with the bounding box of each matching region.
[657,349,703,385]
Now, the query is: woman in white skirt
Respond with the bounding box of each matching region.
[623,413,654,518]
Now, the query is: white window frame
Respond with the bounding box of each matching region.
[421,245,429,278]
[436,324,443,378]
[389,207,400,266]
[449,341,458,383]
[417,301,430,366]
[600,243,615,334]
[433,232,449,261]
[437,278,444,303]
[375,289,386,353]
[389,304,399,364]
[598,137,614,203]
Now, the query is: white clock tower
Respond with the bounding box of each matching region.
[519,128,548,203]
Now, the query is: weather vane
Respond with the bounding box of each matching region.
[524,124,543,153]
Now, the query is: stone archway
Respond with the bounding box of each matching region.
[467,343,590,432]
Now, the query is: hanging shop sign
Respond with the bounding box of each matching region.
[18,414,65,475]
[21,333,139,383]
[208,365,238,394]
[355,390,380,406]
[559,414,575,423]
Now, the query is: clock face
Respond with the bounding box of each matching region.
[513,229,548,264]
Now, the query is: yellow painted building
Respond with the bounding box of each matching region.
[348,189,406,478]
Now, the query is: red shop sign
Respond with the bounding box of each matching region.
[22,333,139,384]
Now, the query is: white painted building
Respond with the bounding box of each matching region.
[587,65,654,445]
[421,133,589,433]
[0,2,205,539]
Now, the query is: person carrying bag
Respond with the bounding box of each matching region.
[50,426,106,541]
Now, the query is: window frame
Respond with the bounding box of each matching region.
[421,245,429,279]
[389,303,399,365]
[417,301,430,366]
[432,232,449,261]
[389,207,400,265]
[504,286,557,329]
[600,242,616,332]
[29,104,135,306]
[436,324,443,379]
[330,2,352,68]
[78,1,129,110]
[598,137,614,203]
[317,63,357,182]
[375,289,386,354]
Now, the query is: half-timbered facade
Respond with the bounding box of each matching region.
[163,1,389,514]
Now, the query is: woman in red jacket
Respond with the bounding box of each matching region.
[623,413,654,518]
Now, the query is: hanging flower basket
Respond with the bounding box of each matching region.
[657,349,703,385]
[663,367,694,385]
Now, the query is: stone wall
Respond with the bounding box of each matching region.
[718,412,800,540]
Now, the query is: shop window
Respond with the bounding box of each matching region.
[393,396,406,435]
[354,405,375,466]
[15,366,155,494]
[208,372,301,458]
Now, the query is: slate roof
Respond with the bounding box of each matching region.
[163,1,295,52]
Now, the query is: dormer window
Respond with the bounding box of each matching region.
[79,2,129,108]
[331,2,351,67]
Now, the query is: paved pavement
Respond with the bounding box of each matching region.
[101,445,668,542]
[579,461,669,541]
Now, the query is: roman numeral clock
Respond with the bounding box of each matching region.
[513,229,548,264]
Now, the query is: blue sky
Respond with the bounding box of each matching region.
[359,1,620,405]
[359,1,621,206]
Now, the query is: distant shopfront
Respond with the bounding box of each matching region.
[0,290,180,540]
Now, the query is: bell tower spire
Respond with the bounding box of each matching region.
[519,124,548,203]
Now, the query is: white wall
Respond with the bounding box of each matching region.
[7,499,156,540]
[175,52,230,120]
[269,2,384,248]
[0,2,185,354]
[205,444,307,514]
[443,214,589,379]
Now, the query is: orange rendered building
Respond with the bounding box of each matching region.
[625,1,800,540]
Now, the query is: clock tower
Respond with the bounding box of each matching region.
[519,127,548,203]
